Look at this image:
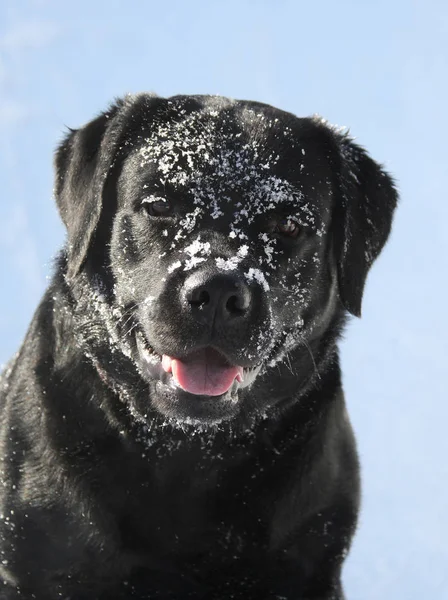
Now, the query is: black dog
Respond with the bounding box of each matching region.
[0,94,397,599]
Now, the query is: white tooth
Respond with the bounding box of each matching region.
[145,351,159,365]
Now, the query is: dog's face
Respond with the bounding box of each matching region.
[55,95,397,426]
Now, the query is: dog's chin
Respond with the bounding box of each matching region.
[149,381,241,425]
[134,332,261,425]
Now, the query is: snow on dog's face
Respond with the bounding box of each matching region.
[110,101,335,422]
[55,94,397,426]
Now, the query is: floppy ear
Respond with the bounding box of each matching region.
[330,133,398,317]
[54,94,163,280]
[54,100,126,280]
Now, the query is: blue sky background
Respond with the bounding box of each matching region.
[0,1,447,597]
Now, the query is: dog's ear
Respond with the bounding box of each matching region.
[55,94,161,280]
[55,100,126,280]
[329,130,398,317]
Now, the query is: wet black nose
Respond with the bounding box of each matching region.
[184,273,251,324]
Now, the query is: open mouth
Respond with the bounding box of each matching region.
[135,332,260,398]
[161,349,244,396]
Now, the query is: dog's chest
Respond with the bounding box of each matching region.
[111,437,277,561]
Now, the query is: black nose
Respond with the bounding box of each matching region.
[184,273,251,324]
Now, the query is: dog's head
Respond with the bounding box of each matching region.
[55,94,397,426]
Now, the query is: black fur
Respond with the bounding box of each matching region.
[0,94,397,599]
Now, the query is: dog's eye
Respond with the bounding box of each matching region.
[141,196,173,217]
[275,218,301,239]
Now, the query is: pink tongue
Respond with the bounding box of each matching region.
[162,349,243,396]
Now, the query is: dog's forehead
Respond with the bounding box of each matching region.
[120,102,333,237]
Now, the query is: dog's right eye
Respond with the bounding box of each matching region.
[141,196,173,217]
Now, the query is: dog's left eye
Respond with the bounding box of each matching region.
[274,218,301,238]
[141,196,173,217]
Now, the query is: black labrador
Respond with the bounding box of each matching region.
[0,94,397,599]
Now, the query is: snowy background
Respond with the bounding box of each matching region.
[1,1,447,598]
